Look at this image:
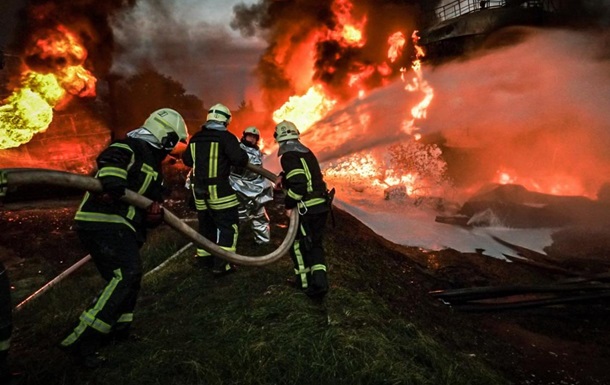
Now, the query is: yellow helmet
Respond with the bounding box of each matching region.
[207,103,232,125]
[243,126,260,137]
[274,120,300,142]
[143,108,188,151]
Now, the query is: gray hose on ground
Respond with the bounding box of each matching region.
[0,167,298,266]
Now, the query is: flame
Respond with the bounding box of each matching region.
[325,152,425,197]
[0,24,97,149]
[272,85,337,133]
[331,0,366,47]
[401,31,434,136]
[495,169,586,196]
[387,32,406,63]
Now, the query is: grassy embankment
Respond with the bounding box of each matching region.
[11,207,509,385]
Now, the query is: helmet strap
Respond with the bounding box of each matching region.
[161,132,179,150]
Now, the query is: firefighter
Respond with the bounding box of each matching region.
[228,126,273,244]
[183,103,249,276]
[274,120,330,299]
[60,108,188,368]
[0,262,20,384]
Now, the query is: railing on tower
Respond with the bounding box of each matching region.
[432,0,557,23]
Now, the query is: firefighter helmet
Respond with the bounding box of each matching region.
[207,103,232,125]
[243,126,260,137]
[143,108,188,151]
[274,120,300,142]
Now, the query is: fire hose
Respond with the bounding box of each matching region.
[1,166,299,308]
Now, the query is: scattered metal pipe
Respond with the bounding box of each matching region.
[15,254,92,311]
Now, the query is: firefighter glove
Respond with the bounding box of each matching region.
[145,201,164,228]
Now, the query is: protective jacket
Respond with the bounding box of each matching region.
[183,122,249,211]
[280,142,328,214]
[74,137,166,241]
[229,141,273,204]
[229,141,273,244]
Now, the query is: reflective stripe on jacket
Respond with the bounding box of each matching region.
[280,147,328,214]
[182,126,249,211]
[74,138,165,236]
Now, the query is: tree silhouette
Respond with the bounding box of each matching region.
[109,69,205,137]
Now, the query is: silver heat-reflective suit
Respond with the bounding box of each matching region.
[229,142,273,244]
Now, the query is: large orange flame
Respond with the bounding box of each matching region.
[0,24,97,150]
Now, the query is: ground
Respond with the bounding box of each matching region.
[1,188,609,385]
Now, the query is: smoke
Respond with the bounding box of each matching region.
[8,0,136,78]
[110,0,265,109]
[232,0,440,111]
[424,27,610,197]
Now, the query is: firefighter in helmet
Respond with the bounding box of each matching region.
[275,120,330,299]
[229,126,273,244]
[183,103,249,275]
[60,108,188,368]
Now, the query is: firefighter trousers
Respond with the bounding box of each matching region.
[237,200,270,244]
[289,211,329,294]
[196,207,239,272]
[61,228,142,351]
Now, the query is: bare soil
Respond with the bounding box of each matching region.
[1,191,609,385]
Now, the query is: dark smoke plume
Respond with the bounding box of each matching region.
[232,0,441,111]
[8,0,136,78]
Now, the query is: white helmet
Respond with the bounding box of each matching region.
[274,120,300,142]
[243,126,260,137]
[143,108,188,151]
[207,103,232,125]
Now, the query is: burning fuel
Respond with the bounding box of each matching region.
[0,24,97,150]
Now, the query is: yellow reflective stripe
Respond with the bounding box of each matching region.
[126,205,136,220]
[190,143,197,165]
[311,264,327,272]
[294,266,311,274]
[79,312,112,334]
[139,163,158,194]
[301,159,313,193]
[194,199,208,210]
[194,197,239,210]
[196,249,212,257]
[60,321,88,347]
[117,313,133,323]
[286,169,305,179]
[210,184,218,200]
[208,200,239,210]
[110,143,133,152]
[98,167,127,179]
[74,211,136,232]
[298,197,326,209]
[293,239,308,289]
[209,142,219,178]
[78,192,90,211]
[0,338,10,351]
[287,189,303,200]
[78,268,123,334]
[230,223,238,250]
[210,194,238,203]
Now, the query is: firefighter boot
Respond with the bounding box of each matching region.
[61,329,106,369]
[212,257,236,277]
[306,270,328,300]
